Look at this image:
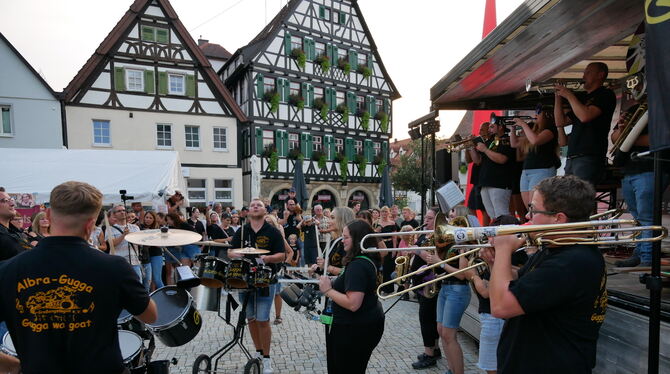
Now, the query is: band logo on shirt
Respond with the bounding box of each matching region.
[15,275,95,333]
[590,271,607,323]
[255,235,270,249]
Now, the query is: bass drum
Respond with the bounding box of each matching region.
[118,330,146,372]
[146,286,202,347]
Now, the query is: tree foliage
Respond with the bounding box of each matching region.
[391,139,433,194]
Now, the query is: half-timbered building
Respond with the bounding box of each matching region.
[63,0,247,208]
[221,0,399,209]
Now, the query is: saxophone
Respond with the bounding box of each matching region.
[394,255,410,282]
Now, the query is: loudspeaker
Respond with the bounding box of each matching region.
[435,149,452,184]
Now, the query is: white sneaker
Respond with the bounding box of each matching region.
[254,351,262,359]
[262,357,273,374]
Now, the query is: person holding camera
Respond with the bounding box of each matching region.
[107,204,143,282]
[297,212,318,266]
[318,220,384,374]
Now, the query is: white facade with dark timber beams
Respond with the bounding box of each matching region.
[221,0,399,209]
[63,0,248,208]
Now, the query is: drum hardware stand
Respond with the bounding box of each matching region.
[192,289,261,374]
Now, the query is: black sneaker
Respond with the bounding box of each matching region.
[411,355,437,370]
[416,348,441,361]
[615,256,641,267]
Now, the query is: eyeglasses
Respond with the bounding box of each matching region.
[0,198,16,204]
[527,204,557,219]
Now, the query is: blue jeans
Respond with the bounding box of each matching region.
[520,167,556,192]
[436,283,471,328]
[478,312,505,371]
[132,265,142,282]
[239,286,276,322]
[141,263,152,291]
[150,255,165,289]
[622,172,670,264]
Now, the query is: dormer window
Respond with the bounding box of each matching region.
[141,25,169,44]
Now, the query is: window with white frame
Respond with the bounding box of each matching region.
[357,53,367,67]
[214,179,233,203]
[313,136,322,151]
[335,138,343,153]
[1,106,12,136]
[262,130,274,151]
[156,123,172,148]
[185,125,200,149]
[356,95,365,112]
[92,120,110,146]
[314,86,324,101]
[187,179,206,202]
[376,99,384,114]
[126,69,144,91]
[168,74,185,95]
[315,42,325,58]
[264,77,276,94]
[338,48,347,61]
[213,127,227,150]
[291,36,302,51]
[374,142,381,156]
[354,140,362,154]
[289,133,300,150]
[289,82,300,97]
[336,91,345,106]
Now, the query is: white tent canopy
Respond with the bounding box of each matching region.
[0,148,185,204]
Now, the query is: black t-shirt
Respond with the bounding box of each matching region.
[332,257,384,325]
[478,136,517,189]
[476,269,491,314]
[566,86,616,158]
[230,222,285,272]
[380,223,399,248]
[399,219,419,229]
[283,213,300,239]
[289,243,300,262]
[523,124,560,170]
[301,222,317,249]
[497,244,607,374]
[0,223,23,261]
[328,241,347,269]
[187,219,206,236]
[0,236,149,374]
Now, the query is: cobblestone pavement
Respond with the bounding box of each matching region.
[151,292,482,374]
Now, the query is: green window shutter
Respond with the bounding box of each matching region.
[114,67,126,91]
[325,87,332,109]
[156,28,169,44]
[331,45,338,65]
[367,96,375,116]
[255,127,263,155]
[276,78,283,101]
[256,73,264,98]
[349,50,358,70]
[339,12,346,25]
[324,135,333,160]
[275,130,282,155]
[300,133,307,156]
[282,131,289,157]
[330,89,337,110]
[383,98,390,114]
[141,26,155,41]
[158,71,168,95]
[364,139,373,162]
[319,5,325,18]
[347,92,355,113]
[310,39,316,60]
[303,38,312,60]
[345,138,354,160]
[301,83,310,107]
[185,74,196,97]
[284,31,292,55]
[367,53,373,71]
[381,141,388,161]
[144,70,154,94]
[306,134,313,159]
[283,79,290,102]
[307,84,314,107]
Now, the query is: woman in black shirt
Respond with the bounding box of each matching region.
[319,220,384,374]
[510,106,560,207]
[140,211,164,290]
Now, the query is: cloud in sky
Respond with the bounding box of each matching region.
[0,0,524,139]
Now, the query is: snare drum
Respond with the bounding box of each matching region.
[252,265,274,288]
[226,258,253,288]
[1,332,16,357]
[197,256,229,288]
[117,309,147,334]
[119,330,146,371]
[146,286,202,347]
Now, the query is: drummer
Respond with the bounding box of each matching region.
[228,198,285,374]
[0,181,157,373]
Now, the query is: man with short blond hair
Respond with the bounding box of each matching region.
[0,181,157,374]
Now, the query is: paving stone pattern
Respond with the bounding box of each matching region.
[152,293,482,374]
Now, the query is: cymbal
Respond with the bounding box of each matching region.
[196,241,232,247]
[231,247,270,255]
[125,229,202,247]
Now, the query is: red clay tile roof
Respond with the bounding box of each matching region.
[198,39,232,60]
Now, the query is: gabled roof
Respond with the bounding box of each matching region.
[198,39,232,60]
[0,32,59,99]
[63,0,247,122]
[222,0,400,99]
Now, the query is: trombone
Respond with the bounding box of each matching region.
[362,213,667,300]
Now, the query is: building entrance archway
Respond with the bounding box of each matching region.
[348,190,371,210]
[311,189,337,210]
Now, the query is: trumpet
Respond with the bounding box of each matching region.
[525,79,585,95]
[444,135,477,152]
[490,113,533,127]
